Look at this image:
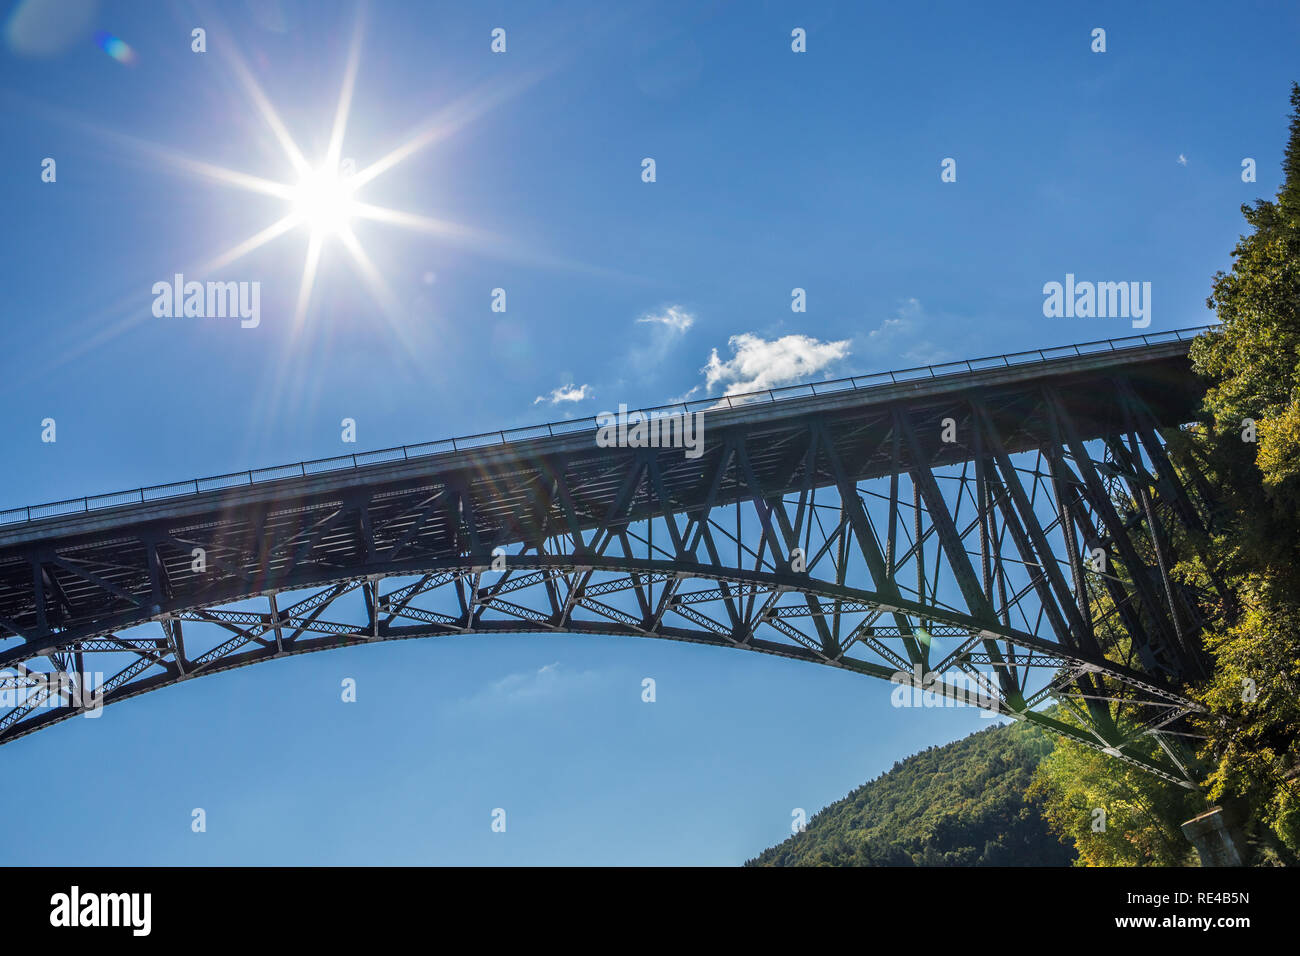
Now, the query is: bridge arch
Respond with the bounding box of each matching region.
[0,330,1218,786]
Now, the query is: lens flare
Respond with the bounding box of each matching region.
[94,30,136,65]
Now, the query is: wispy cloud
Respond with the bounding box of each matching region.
[862,298,954,365]
[625,304,697,378]
[450,661,604,713]
[636,305,694,334]
[867,298,922,341]
[702,333,850,397]
[534,383,591,405]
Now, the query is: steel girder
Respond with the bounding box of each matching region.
[0,351,1218,785]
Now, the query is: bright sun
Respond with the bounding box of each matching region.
[292,166,357,237]
[168,18,533,328]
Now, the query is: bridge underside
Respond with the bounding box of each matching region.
[0,340,1220,784]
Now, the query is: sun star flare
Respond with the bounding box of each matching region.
[291,165,359,238]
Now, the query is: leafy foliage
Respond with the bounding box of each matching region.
[1179,83,1300,853]
[746,721,1074,866]
[1027,721,1201,866]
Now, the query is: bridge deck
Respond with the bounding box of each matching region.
[0,327,1208,551]
[0,328,1210,639]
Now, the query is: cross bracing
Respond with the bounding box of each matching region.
[0,332,1221,785]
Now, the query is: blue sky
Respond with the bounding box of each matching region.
[0,0,1296,864]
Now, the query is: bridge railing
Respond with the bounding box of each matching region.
[0,325,1216,527]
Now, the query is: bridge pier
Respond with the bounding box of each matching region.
[1180,807,1247,866]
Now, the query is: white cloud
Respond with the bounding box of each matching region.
[702,333,850,397]
[636,305,695,334]
[534,383,591,405]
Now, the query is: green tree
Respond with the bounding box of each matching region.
[1029,577,1206,864]
[747,721,1074,867]
[1027,714,1201,866]
[1181,83,1300,854]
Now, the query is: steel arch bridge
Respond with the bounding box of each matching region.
[0,328,1223,785]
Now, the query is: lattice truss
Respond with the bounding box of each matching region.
[0,380,1221,785]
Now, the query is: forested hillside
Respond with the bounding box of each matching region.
[747,721,1074,866]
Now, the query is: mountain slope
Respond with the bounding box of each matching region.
[746,720,1075,866]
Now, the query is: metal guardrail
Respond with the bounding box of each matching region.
[0,325,1215,527]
